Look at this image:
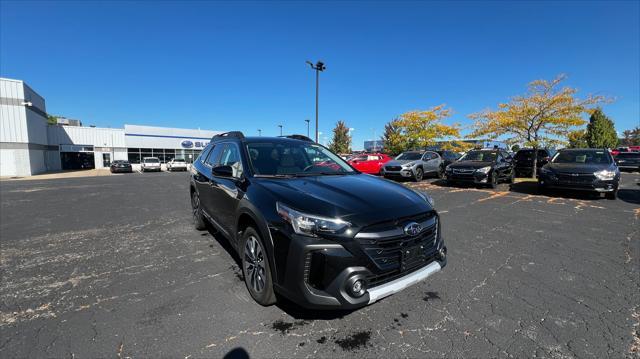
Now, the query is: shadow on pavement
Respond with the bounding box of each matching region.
[509,181,616,201]
[223,347,250,359]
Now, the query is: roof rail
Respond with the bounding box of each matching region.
[212,131,245,141]
[280,134,314,142]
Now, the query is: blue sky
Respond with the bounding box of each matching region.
[1,1,638,149]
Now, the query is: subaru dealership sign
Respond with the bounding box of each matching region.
[181,140,194,148]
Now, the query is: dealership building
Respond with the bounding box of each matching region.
[0,77,221,177]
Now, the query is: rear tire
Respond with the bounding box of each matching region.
[191,190,207,230]
[437,165,445,179]
[413,168,424,182]
[241,227,276,306]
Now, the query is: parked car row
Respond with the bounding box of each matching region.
[355,147,625,200]
[109,157,189,173]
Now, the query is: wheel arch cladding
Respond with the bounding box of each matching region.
[236,209,279,283]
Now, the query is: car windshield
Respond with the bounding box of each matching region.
[144,158,160,163]
[552,150,612,164]
[246,141,355,176]
[459,151,497,162]
[396,152,422,161]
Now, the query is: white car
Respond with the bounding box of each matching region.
[167,158,188,171]
[141,157,161,172]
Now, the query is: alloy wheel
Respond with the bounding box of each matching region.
[244,236,266,293]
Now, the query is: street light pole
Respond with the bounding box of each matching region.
[278,124,283,136]
[306,60,326,143]
[305,119,310,138]
[258,129,262,136]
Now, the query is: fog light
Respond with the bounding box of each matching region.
[351,279,366,297]
[437,247,447,261]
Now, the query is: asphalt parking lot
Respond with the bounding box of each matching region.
[1,171,639,358]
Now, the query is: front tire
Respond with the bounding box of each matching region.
[605,190,617,200]
[241,227,276,306]
[191,190,207,230]
[413,167,424,182]
[507,170,515,184]
[489,171,498,189]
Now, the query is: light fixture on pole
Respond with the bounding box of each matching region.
[278,124,283,136]
[306,60,326,143]
[258,129,262,136]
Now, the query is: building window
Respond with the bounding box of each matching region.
[128,152,141,164]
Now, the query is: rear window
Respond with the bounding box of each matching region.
[515,149,549,159]
[144,158,160,163]
[616,152,640,159]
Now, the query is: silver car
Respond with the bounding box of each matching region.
[382,150,444,181]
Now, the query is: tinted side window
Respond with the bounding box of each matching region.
[219,144,244,178]
[205,145,224,167]
[198,145,213,164]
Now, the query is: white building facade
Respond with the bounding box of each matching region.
[0,78,222,177]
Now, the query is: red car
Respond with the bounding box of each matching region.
[348,153,392,174]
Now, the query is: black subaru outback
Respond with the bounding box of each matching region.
[189,132,446,309]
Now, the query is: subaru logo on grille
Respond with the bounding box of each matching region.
[570,173,579,177]
[403,222,422,236]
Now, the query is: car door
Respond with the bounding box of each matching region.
[196,144,223,222]
[209,142,246,239]
[496,152,510,179]
[421,152,439,173]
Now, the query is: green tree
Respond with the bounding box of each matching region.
[47,114,58,125]
[328,120,351,154]
[396,105,462,150]
[381,119,409,155]
[469,74,608,178]
[620,126,640,146]
[511,144,520,152]
[567,130,588,148]
[585,108,617,149]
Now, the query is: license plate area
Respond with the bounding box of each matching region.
[401,245,426,271]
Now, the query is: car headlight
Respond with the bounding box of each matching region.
[475,166,491,174]
[594,169,616,181]
[402,162,414,168]
[276,202,350,237]
[415,191,435,207]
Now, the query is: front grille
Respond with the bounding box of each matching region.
[556,172,596,184]
[386,166,402,171]
[356,213,439,287]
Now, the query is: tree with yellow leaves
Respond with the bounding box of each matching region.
[394,104,465,151]
[468,74,608,178]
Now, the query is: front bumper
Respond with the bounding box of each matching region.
[445,171,489,184]
[539,173,618,192]
[271,220,446,309]
[382,168,414,178]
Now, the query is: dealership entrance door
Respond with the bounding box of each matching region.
[59,145,95,170]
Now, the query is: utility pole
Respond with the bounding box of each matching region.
[305,119,310,138]
[306,60,326,142]
[278,124,283,136]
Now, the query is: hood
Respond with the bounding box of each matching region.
[253,174,432,226]
[385,160,416,167]
[448,161,493,170]
[545,162,613,173]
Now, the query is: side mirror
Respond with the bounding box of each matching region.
[212,165,233,177]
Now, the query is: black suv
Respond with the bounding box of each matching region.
[189,132,446,309]
[444,149,515,188]
[513,148,553,177]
